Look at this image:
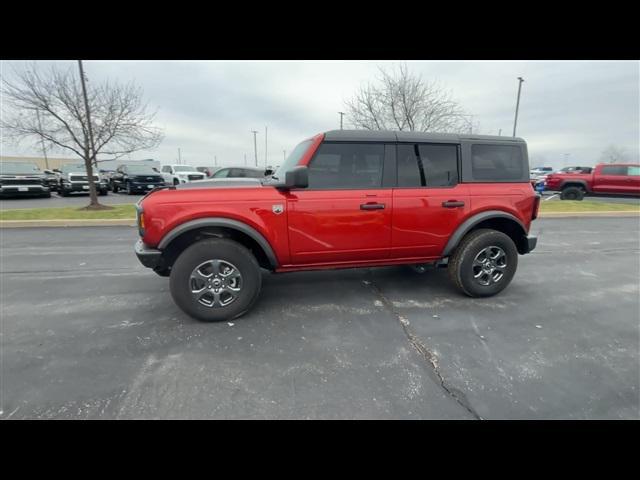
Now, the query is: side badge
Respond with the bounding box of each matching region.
[272,204,284,215]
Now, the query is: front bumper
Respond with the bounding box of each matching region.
[0,185,49,196]
[135,239,163,269]
[129,182,165,192]
[62,182,109,192]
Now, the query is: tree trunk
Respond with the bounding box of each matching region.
[83,149,100,209]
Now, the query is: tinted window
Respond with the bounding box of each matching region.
[471,144,524,181]
[628,166,640,176]
[245,169,265,178]
[397,145,423,187]
[308,143,384,189]
[418,144,458,187]
[601,165,628,175]
[213,169,230,178]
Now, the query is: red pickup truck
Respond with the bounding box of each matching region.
[545,163,640,200]
[135,131,540,322]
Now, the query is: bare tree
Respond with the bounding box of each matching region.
[1,62,163,209]
[599,145,630,164]
[344,64,476,133]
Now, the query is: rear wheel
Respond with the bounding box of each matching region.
[560,186,585,201]
[448,229,518,297]
[169,238,262,322]
[125,182,134,195]
[112,183,119,193]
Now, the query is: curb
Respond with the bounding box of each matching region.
[538,211,640,218]
[0,219,136,228]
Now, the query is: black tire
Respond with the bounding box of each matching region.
[99,188,108,196]
[60,188,69,197]
[173,178,179,186]
[112,183,118,193]
[560,186,585,201]
[42,192,52,198]
[448,229,518,298]
[169,238,262,322]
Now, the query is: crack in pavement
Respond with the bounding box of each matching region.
[363,276,483,420]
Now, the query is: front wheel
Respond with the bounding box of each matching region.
[448,229,518,297]
[169,238,262,322]
[112,183,119,193]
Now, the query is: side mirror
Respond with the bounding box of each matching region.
[283,166,308,189]
[264,168,274,176]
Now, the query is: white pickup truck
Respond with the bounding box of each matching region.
[160,165,207,185]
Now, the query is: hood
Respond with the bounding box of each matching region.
[175,178,263,189]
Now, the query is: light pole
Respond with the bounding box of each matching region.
[265,125,268,168]
[251,130,258,167]
[563,153,570,167]
[513,76,525,137]
[498,128,502,136]
[283,149,286,162]
[338,112,345,130]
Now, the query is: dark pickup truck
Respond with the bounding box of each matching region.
[111,165,166,194]
[545,163,640,200]
[0,162,51,198]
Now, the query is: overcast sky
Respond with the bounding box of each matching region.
[1,60,638,169]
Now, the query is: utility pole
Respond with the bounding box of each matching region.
[498,128,502,136]
[77,60,99,206]
[563,153,570,167]
[513,76,525,137]
[251,130,258,167]
[244,153,247,166]
[214,155,217,167]
[283,149,286,162]
[265,125,268,168]
[178,148,182,164]
[338,111,345,130]
[35,110,49,169]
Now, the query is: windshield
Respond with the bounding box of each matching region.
[0,162,41,174]
[127,165,159,174]
[173,166,198,172]
[273,140,313,180]
[61,164,87,174]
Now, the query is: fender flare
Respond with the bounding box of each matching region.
[559,179,588,191]
[157,217,278,269]
[442,210,527,257]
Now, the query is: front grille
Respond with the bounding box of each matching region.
[69,175,99,182]
[188,174,204,181]
[1,178,44,186]
[133,175,163,183]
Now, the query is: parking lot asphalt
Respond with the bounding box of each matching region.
[1,217,639,419]
[541,191,640,205]
[0,191,144,210]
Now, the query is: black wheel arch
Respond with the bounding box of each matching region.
[158,218,279,271]
[560,180,589,192]
[443,210,530,257]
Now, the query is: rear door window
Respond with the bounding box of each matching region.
[627,166,640,176]
[418,144,458,187]
[601,165,628,175]
[307,143,384,189]
[471,144,524,181]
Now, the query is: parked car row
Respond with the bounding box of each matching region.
[1,161,275,199]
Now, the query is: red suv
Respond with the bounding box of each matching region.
[135,131,539,322]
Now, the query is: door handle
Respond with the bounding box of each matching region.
[442,200,465,208]
[360,203,385,210]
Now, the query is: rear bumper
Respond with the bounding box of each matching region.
[135,239,163,268]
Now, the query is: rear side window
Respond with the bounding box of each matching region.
[601,165,628,175]
[308,143,384,189]
[471,144,524,181]
[627,166,640,176]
